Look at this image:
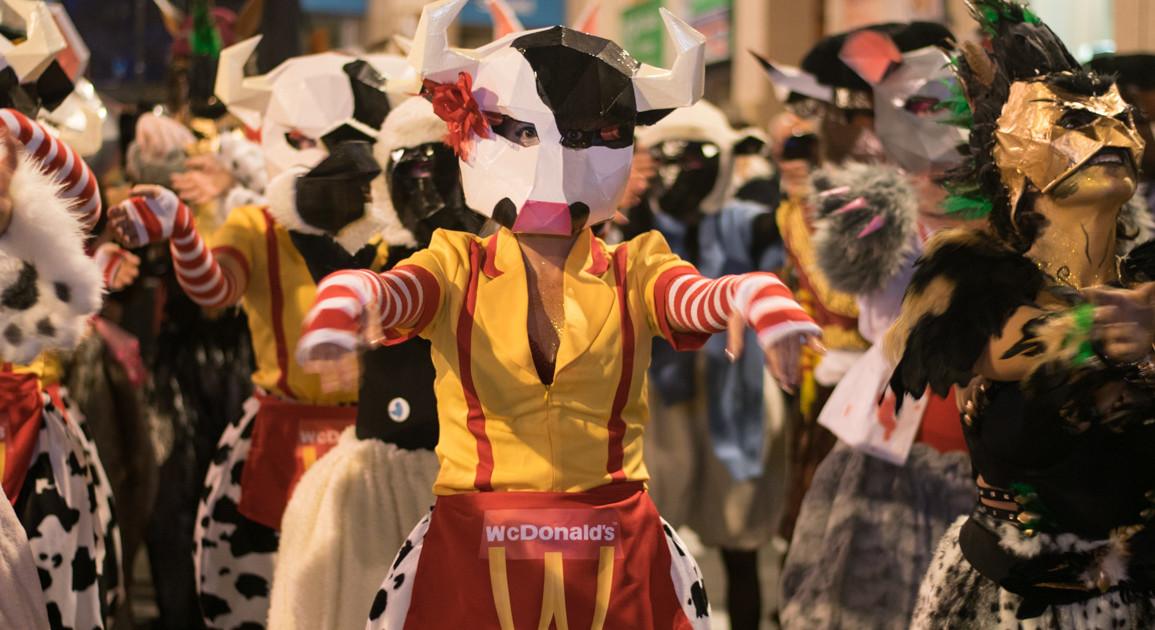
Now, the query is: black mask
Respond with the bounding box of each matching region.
[647,140,721,223]
[387,142,481,246]
[295,140,382,235]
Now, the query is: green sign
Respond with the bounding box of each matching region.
[689,0,732,64]
[621,0,664,66]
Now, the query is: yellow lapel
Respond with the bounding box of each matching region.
[554,231,617,377]
[474,229,539,381]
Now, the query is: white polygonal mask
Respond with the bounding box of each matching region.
[407,0,706,236]
[216,39,393,180]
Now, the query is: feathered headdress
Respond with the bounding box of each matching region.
[940,0,1101,250]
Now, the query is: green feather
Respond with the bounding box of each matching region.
[969,0,1037,35]
[191,0,223,57]
[941,193,993,219]
[934,75,974,129]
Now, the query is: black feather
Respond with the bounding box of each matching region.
[890,229,1044,400]
[947,0,1094,251]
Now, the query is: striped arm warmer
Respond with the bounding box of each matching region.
[0,109,101,230]
[297,266,434,364]
[665,271,820,347]
[119,190,240,308]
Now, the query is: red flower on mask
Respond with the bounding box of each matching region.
[422,72,491,160]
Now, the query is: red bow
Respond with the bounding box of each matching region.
[422,72,491,160]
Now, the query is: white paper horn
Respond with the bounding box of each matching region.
[215,35,271,130]
[632,9,706,112]
[408,0,480,84]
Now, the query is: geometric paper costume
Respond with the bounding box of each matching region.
[0,2,123,621]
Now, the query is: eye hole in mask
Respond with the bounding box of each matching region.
[285,129,319,150]
[1057,109,1101,130]
[904,96,941,117]
[557,123,634,150]
[488,113,540,147]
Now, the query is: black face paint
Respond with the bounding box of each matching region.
[387,142,482,246]
[295,140,381,235]
[648,140,722,223]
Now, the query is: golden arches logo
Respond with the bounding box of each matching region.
[487,546,616,630]
[480,508,625,629]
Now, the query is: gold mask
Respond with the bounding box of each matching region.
[993,77,1145,215]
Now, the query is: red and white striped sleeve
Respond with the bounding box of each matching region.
[297,266,439,364]
[91,242,132,289]
[116,189,242,308]
[664,271,820,347]
[0,109,101,231]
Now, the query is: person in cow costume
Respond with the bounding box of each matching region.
[627,99,786,630]
[0,1,139,627]
[267,94,485,630]
[294,1,820,627]
[109,43,405,628]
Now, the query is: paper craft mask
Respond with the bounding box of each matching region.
[217,37,393,180]
[838,31,967,175]
[0,0,78,115]
[407,0,705,236]
[378,96,480,248]
[993,78,1143,213]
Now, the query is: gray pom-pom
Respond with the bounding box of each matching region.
[811,163,918,295]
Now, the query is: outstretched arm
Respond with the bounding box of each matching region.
[296,266,441,392]
[662,270,822,389]
[109,185,247,307]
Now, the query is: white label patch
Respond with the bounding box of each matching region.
[388,397,411,423]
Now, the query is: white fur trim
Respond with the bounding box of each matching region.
[994,521,1137,590]
[264,166,388,255]
[268,428,439,630]
[370,97,452,248]
[0,154,102,364]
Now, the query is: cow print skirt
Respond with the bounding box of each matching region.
[14,391,122,629]
[193,397,279,629]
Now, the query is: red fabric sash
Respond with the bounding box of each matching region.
[0,368,44,505]
[915,386,968,455]
[403,484,694,630]
[237,392,356,529]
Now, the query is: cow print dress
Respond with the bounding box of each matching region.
[14,392,123,629]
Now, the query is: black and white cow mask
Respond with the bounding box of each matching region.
[407,0,705,236]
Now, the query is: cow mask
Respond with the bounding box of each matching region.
[407,0,705,236]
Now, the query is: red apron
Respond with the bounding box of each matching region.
[404,482,695,630]
[237,391,356,529]
[0,366,46,505]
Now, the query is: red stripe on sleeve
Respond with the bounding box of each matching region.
[652,267,712,352]
[380,265,441,344]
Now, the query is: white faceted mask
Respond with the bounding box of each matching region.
[461,49,633,235]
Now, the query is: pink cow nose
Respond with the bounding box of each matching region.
[512,200,581,235]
